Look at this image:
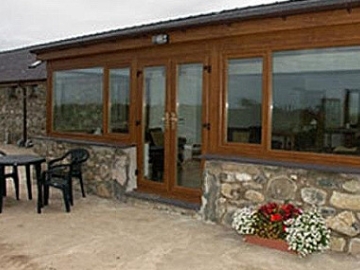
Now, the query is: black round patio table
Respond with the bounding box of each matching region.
[0,154,46,213]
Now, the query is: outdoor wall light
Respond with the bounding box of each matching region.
[152,34,169,45]
[28,60,43,69]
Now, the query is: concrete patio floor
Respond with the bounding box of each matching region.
[1,144,360,270]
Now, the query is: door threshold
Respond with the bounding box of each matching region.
[126,191,201,211]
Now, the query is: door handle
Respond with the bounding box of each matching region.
[170,112,178,122]
[163,112,170,130]
[170,112,178,130]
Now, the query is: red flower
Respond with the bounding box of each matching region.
[259,202,279,216]
[280,203,300,219]
[251,202,302,239]
[270,213,283,222]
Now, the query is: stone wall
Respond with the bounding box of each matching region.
[201,160,360,255]
[0,84,46,144]
[32,139,137,200]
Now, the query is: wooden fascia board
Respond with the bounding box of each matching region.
[35,7,360,61]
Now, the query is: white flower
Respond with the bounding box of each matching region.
[232,208,256,235]
[232,204,330,257]
[285,208,331,257]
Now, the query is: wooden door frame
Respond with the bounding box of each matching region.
[135,54,210,204]
[167,55,210,202]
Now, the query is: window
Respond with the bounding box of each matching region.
[272,47,360,155]
[109,68,130,133]
[226,57,263,144]
[53,68,103,134]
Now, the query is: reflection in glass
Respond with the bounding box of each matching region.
[53,68,103,134]
[347,90,360,126]
[272,46,360,155]
[176,64,203,188]
[143,66,166,182]
[226,58,263,144]
[109,68,130,133]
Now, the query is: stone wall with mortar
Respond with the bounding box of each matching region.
[32,139,137,201]
[200,159,360,255]
[0,84,46,144]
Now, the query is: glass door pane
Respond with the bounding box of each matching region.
[176,63,203,188]
[143,66,166,182]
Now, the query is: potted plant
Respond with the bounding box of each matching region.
[232,202,331,256]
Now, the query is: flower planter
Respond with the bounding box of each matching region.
[233,203,330,257]
[243,235,296,254]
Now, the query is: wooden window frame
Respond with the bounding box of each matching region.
[47,58,135,145]
[215,42,360,168]
[216,50,270,159]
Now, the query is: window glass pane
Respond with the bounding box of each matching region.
[272,47,360,155]
[53,68,103,134]
[143,66,166,182]
[109,68,130,133]
[226,58,263,144]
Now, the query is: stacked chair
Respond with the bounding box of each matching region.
[0,150,20,200]
[40,148,89,213]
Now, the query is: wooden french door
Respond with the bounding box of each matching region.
[136,56,208,203]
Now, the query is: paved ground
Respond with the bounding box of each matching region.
[1,144,360,270]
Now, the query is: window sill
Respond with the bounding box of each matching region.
[203,153,360,175]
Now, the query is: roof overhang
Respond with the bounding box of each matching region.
[31,0,360,55]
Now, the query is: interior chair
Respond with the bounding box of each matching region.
[47,148,90,205]
[248,126,262,144]
[41,164,72,212]
[147,128,187,179]
[148,128,165,180]
[294,129,317,151]
[0,150,20,200]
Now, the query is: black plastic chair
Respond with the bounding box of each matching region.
[41,164,72,212]
[47,148,90,205]
[0,150,20,200]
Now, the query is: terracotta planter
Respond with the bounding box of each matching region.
[243,235,296,254]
